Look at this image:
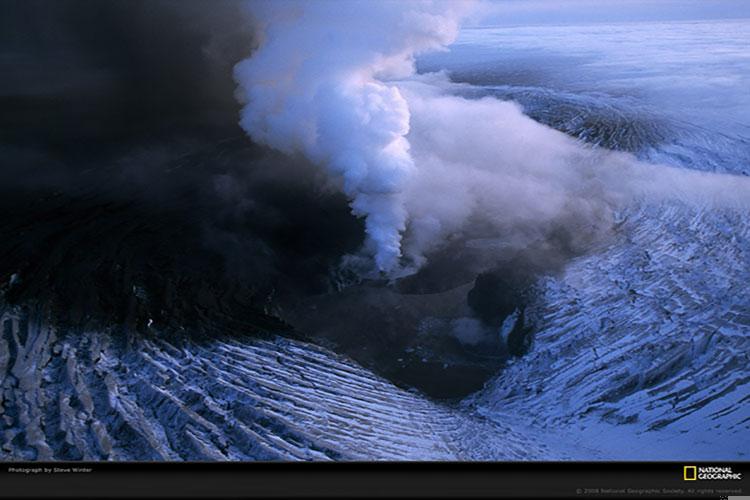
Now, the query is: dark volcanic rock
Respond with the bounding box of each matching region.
[467,271,528,326]
[0,137,364,340]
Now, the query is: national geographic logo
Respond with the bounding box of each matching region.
[683,465,742,481]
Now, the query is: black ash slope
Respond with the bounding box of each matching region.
[0,1,531,400]
[0,0,362,339]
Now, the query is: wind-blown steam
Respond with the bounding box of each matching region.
[235,0,750,276]
[234,1,469,272]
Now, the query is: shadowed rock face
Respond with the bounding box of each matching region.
[0,137,363,338]
[468,272,528,326]
[0,0,357,351]
[280,280,507,400]
[0,1,287,335]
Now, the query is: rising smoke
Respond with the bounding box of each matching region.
[235,0,750,278]
[234,1,471,272]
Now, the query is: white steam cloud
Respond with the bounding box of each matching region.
[234,0,750,275]
[234,0,470,272]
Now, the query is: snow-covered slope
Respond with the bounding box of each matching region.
[469,201,750,459]
[447,21,750,460]
[1,310,570,461]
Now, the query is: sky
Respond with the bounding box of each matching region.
[470,0,750,26]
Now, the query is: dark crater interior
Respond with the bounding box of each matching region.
[1,0,556,400]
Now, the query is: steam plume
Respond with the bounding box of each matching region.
[235,0,750,276]
[234,1,470,272]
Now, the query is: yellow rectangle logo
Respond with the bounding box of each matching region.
[684,466,697,481]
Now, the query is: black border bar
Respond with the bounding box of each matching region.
[0,461,747,498]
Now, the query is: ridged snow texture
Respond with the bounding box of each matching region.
[1,197,748,461]
[470,202,750,459]
[0,317,562,461]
